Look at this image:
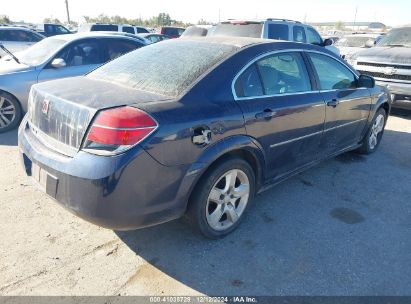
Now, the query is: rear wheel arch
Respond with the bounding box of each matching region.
[185,143,265,212]
[379,101,390,116]
[0,89,22,110]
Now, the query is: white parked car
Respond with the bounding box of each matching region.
[0,26,45,58]
[210,19,340,55]
[335,34,378,63]
[78,23,151,35]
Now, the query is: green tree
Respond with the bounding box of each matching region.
[335,21,345,30]
[43,17,62,24]
[0,15,11,24]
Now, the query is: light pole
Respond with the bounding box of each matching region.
[65,0,71,24]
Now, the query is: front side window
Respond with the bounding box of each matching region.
[293,26,306,43]
[309,53,356,90]
[122,26,135,34]
[306,28,322,45]
[53,39,102,67]
[136,27,149,33]
[148,35,160,43]
[267,24,289,40]
[55,25,70,34]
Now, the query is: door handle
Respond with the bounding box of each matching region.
[327,99,339,107]
[255,109,276,120]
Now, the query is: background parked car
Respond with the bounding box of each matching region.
[160,26,185,38]
[352,27,411,110]
[0,26,44,58]
[0,32,147,132]
[79,23,150,34]
[34,23,72,37]
[210,19,340,55]
[18,37,389,238]
[137,33,169,43]
[335,34,378,61]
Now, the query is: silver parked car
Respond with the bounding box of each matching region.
[0,26,45,58]
[0,32,147,132]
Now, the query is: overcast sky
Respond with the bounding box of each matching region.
[3,0,410,26]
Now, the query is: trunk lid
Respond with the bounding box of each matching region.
[27,76,170,156]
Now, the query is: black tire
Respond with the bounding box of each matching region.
[357,108,387,154]
[0,91,22,133]
[187,156,256,239]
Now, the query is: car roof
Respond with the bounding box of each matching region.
[181,36,285,48]
[0,26,38,31]
[221,18,303,24]
[46,31,146,42]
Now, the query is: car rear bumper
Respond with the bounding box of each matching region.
[376,80,411,109]
[18,117,195,230]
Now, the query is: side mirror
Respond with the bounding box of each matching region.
[358,74,375,88]
[50,58,66,68]
[365,40,374,48]
[323,38,333,46]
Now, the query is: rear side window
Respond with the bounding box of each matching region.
[309,53,356,90]
[293,26,306,43]
[235,65,263,98]
[235,52,311,98]
[211,23,263,38]
[122,26,135,34]
[267,24,289,40]
[91,24,118,31]
[306,28,322,45]
[103,38,143,60]
[256,52,311,95]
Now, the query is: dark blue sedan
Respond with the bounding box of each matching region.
[18,37,390,238]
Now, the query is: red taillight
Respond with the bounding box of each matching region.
[83,106,157,155]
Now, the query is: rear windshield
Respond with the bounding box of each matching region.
[210,22,263,38]
[91,24,118,31]
[88,40,238,97]
[163,27,185,36]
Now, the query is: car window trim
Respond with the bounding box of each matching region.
[232,49,316,100]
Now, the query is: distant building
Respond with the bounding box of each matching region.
[311,21,387,32]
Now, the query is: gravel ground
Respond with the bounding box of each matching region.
[0,111,410,296]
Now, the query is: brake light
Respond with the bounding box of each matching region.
[83,106,157,155]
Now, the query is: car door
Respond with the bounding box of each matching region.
[306,52,372,154]
[233,51,326,180]
[37,38,103,83]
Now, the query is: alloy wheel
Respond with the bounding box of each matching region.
[0,96,16,129]
[206,169,250,231]
[369,113,385,150]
